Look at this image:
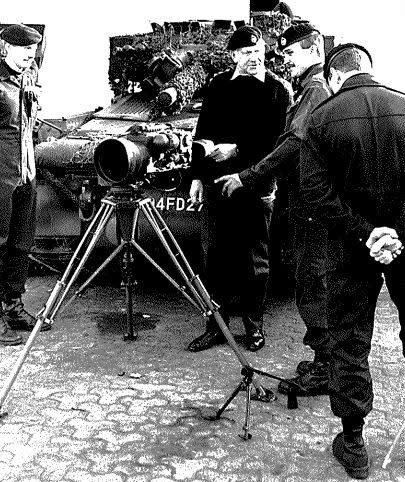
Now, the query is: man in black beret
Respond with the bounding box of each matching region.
[0,24,50,346]
[300,42,405,479]
[188,25,291,353]
[215,23,332,396]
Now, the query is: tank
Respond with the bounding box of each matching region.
[34,10,309,284]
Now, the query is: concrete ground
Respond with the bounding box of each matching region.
[0,269,404,482]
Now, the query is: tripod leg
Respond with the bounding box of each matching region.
[216,381,245,419]
[48,203,115,321]
[59,243,126,316]
[240,381,253,441]
[0,316,46,410]
[121,243,137,341]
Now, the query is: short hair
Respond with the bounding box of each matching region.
[324,43,373,78]
[329,48,372,75]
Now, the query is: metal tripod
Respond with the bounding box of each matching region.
[0,185,300,437]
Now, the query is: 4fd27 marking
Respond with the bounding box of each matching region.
[149,196,203,212]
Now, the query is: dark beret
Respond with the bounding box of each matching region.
[277,23,320,50]
[1,24,42,46]
[324,43,373,79]
[227,25,262,51]
[273,2,294,19]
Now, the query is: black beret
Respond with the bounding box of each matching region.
[227,25,263,51]
[324,43,373,79]
[1,24,42,46]
[277,23,320,50]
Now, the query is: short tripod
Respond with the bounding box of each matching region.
[0,185,301,436]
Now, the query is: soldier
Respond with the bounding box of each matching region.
[216,23,332,396]
[0,24,50,346]
[300,43,405,479]
[188,25,291,352]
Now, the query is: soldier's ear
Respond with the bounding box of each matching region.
[230,50,238,63]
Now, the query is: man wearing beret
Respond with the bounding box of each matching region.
[0,24,50,346]
[300,43,405,480]
[215,23,332,395]
[188,25,291,352]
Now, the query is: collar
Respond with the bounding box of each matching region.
[0,60,12,81]
[340,72,379,91]
[297,63,324,90]
[0,59,23,82]
[231,67,266,83]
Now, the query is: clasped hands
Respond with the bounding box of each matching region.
[366,227,403,265]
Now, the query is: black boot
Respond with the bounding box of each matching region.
[243,316,265,352]
[3,298,51,332]
[0,310,23,345]
[187,312,229,352]
[296,351,329,376]
[332,417,369,479]
[278,361,329,396]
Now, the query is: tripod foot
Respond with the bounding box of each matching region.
[201,407,222,421]
[239,432,252,441]
[287,392,298,409]
[0,410,8,421]
[123,332,138,341]
[250,386,277,403]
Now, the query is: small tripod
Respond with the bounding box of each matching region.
[0,185,301,436]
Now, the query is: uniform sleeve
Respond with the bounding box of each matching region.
[238,81,330,191]
[239,135,300,190]
[299,122,374,241]
[190,77,220,180]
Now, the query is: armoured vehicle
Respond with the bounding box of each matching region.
[32,6,334,286]
[33,10,294,279]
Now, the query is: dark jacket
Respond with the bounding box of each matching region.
[300,73,405,243]
[0,59,39,188]
[191,69,291,189]
[239,63,331,199]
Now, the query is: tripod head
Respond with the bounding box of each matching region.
[104,184,146,203]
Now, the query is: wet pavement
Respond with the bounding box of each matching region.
[0,272,404,482]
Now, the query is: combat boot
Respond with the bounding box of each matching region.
[296,351,330,376]
[332,417,369,479]
[243,316,265,352]
[0,310,23,345]
[187,312,229,352]
[278,361,329,396]
[3,298,51,332]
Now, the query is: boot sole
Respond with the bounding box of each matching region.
[332,433,370,480]
[0,339,23,346]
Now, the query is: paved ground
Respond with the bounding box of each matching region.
[0,270,404,482]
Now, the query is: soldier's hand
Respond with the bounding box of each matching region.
[214,174,243,198]
[209,144,238,163]
[189,179,204,206]
[366,227,398,249]
[369,234,403,265]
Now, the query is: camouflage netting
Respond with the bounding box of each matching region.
[109,13,292,119]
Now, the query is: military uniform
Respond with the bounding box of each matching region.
[0,59,38,300]
[240,62,332,369]
[189,25,291,352]
[192,70,290,334]
[0,24,49,345]
[300,72,405,420]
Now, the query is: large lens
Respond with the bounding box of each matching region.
[94,138,150,184]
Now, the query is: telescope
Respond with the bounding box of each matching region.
[93,128,190,186]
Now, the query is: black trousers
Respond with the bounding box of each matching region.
[327,245,405,419]
[202,187,273,332]
[0,179,37,300]
[293,216,329,356]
